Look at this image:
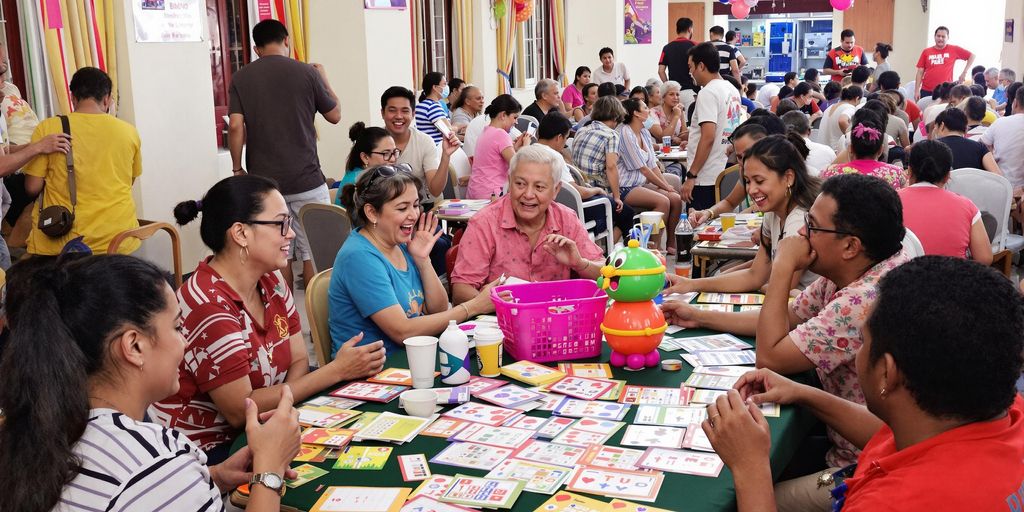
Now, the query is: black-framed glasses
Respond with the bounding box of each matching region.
[370,149,402,160]
[804,213,857,240]
[245,215,292,236]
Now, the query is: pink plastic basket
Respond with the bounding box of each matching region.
[490,279,607,363]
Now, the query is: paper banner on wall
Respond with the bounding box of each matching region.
[255,0,273,20]
[624,0,652,45]
[133,0,204,43]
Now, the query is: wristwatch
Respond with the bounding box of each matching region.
[250,472,285,496]
[685,171,699,180]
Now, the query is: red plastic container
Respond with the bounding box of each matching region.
[490,279,607,363]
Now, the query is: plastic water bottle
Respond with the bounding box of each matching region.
[674,213,694,277]
[438,320,471,385]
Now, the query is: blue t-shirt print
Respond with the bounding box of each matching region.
[328,230,426,356]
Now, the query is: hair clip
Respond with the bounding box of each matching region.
[852,123,881,141]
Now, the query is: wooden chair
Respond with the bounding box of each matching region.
[298,203,351,273]
[306,268,334,367]
[108,220,183,288]
[714,164,742,204]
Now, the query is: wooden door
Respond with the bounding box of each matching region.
[842,0,894,50]
[667,2,705,43]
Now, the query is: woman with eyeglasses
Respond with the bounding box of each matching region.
[153,175,386,463]
[667,134,821,295]
[332,164,498,355]
[336,122,400,196]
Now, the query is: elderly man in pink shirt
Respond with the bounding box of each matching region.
[450,145,606,305]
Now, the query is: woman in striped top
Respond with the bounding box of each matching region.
[615,98,683,253]
[0,255,301,512]
[414,71,455,144]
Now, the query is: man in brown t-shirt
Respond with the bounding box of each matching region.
[228,19,340,289]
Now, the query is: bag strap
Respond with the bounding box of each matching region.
[59,115,76,210]
[36,115,76,217]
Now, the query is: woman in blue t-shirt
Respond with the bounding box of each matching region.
[414,71,454,144]
[330,164,497,355]
[336,122,400,198]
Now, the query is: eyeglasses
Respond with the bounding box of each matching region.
[245,215,292,236]
[804,213,857,240]
[370,149,402,160]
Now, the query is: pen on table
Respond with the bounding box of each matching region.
[315,484,324,493]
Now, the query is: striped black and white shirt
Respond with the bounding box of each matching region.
[712,40,738,78]
[57,409,223,511]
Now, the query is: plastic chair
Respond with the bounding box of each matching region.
[298,203,351,273]
[714,165,742,204]
[947,169,1024,252]
[516,115,540,135]
[981,212,1013,277]
[448,147,471,199]
[305,268,333,367]
[901,227,925,258]
[555,183,614,255]
[108,220,183,288]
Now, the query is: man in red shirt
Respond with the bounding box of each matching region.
[703,255,1024,512]
[823,29,866,82]
[914,26,975,101]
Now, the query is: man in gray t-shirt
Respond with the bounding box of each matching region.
[229,19,340,288]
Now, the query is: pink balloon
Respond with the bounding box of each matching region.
[830,0,853,10]
[731,1,751,18]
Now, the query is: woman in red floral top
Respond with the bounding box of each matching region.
[152,175,386,462]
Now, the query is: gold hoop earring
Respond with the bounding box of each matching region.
[239,245,250,264]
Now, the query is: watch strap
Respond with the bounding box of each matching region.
[250,472,285,496]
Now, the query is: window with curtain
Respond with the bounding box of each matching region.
[513,0,553,88]
[418,0,453,77]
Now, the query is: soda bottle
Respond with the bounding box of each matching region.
[674,213,694,277]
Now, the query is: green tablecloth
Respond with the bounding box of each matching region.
[231,328,818,511]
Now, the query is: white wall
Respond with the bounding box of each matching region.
[565,0,618,87]
[928,0,1007,76]
[309,0,413,182]
[115,0,220,268]
[888,0,929,86]
[1003,0,1024,76]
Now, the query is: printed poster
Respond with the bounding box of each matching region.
[624,0,652,45]
[133,0,204,43]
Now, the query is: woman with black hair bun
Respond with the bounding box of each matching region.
[337,121,398,191]
[899,139,992,264]
[153,175,386,463]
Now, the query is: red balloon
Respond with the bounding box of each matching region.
[731,1,751,19]
[830,0,854,10]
